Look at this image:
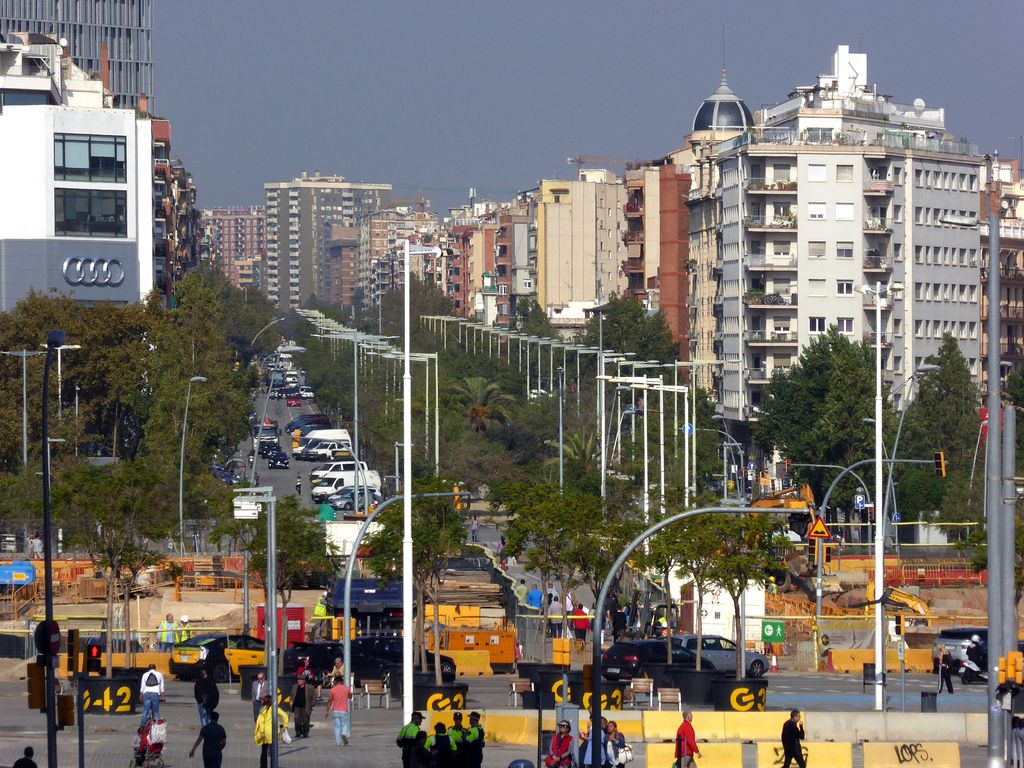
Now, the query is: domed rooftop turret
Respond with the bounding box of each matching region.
[693,70,754,132]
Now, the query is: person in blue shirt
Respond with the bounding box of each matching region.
[526,584,544,611]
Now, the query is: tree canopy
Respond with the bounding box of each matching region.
[577,295,676,362]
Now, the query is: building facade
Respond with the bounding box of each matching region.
[0,35,153,308]
[0,0,153,109]
[264,173,391,309]
[201,206,266,290]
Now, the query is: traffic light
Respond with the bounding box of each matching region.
[26,662,44,710]
[785,458,792,474]
[933,451,947,478]
[453,484,467,512]
[85,641,101,674]
[1013,651,1024,686]
[1000,654,1008,685]
[66,629,79,675]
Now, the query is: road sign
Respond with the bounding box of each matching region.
[681,423,694,435]
[807,517,832,540]
[761,619,785,642]
[892,512,901,523]
[748,462,755,471]
[854,494,866,510]
[34,620,60,657]
[233,499,260,520]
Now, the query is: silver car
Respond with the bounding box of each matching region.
[677,634,771,677]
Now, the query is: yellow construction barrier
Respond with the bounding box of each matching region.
[643,711,727,741]
[57,651,171,676]
[757,741,852,768]
[863,742,960,768]
[723,711,790,742]
[828,648,933,673]
[646,742,742,767]
[443,650,493,676]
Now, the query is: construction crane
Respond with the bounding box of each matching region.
[566,155,637,172]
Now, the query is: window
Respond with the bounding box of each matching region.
[837,317,854,334]
[807,164,827,183]
[773,241,793,256]
[836,242,854,259]
[773,164,791,182]
[808,202,826,220]
[836,164,854,182]
[810,316,826,333]
[808,241,826,259]
[809,279,826,297]
[54,189,127,237]
[54,134,127,182]
[837,280,853,296]
[835,202,854,221]
[894,205,903,223]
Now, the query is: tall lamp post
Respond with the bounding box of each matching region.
[39,343,80,418]
[178,376,207,557]
[0,350,43,467]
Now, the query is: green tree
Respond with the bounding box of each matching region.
[453,376,514,432]
[577,295,676,362]
[363,479,464,683]
[510,298,557,338]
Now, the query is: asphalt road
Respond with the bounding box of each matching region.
[245,385,321,506]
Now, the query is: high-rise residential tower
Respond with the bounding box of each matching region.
[0,0,154,109]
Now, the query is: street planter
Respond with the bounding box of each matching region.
[111,667,147,690]
[642,662,690,691]
[535,668,582,708]
[582,680,627,711]
[711,677,768,712]
[672,669,723,705]
[79,675,138,715]
[412,681,469,711]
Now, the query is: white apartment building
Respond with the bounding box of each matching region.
[0,34,153,309]
[714,45,983,427]
[264,173,391,309]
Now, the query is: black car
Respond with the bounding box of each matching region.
[169,633,265,682]
[266,451,289,469]
[601,639,713,681]
[285,415,330,433]
[284,637,457,685]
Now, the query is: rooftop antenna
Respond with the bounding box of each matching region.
[722,24,726,75]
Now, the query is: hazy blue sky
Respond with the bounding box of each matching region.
[154,1,1024,214]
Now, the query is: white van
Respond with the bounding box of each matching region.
[310,461,383,500]
[298,429,352,449]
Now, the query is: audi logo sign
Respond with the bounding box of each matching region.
[62,258,125,287]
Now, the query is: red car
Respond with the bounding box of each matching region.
[286,395,302,407]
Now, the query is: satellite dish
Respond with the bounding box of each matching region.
[58,36,68,47]
[913,98,925,110]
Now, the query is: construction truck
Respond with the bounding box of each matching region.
[751,484,824,597]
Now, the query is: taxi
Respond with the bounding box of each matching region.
[170,633,264,682]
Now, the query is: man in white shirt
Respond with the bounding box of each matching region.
[139,663,165,726]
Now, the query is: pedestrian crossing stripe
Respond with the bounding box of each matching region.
[807,517,832,539]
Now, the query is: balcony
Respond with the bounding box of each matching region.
[864,180,895,195]
[982,305,1024,321]
[863,254,893,272]
[746,367,770,383]
[622,230,643,244]
[745,329,798,344]
[743,291,797,308]
[744,215,797,231]
[863,332,894,347]
[863,295,894,311]
[743,405,760,420]
[1002,343,1024,359]
[744,254,797,270]
[625,201,644,217]
[744,178,798,193]
[882,370,895,384]
[864,218,892,234]
[622,257,644,274]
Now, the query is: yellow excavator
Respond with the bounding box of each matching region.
[751,484,830,597]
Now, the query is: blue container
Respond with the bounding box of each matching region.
[0,561,35,586]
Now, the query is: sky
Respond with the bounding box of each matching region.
[153,0,1024,215]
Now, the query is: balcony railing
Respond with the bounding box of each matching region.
[745,254,798,270]
[622,257,644,273]
[863,332,894,347]
[745,330,798,343]
[1001,343,1024,358]
[625,201,644,216]
[863,255,893,271]
[744,215,797,230]
[746,367,768,381]
[864,218,892,233]
[622,230,643,243]
[744,178,798,193]
[865,180,895,194]
[744,292,797,307]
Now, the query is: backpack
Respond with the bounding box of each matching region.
[146,672,158,687]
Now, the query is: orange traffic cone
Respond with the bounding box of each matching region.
[771,654,779,673]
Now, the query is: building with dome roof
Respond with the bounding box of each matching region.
[692,71,755,134]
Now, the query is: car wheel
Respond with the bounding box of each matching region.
[748,659,766,678]
[440,659,456,676]
[342,502,353,511]
[212,663,229,683]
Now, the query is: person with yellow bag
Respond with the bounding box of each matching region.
[254,694,289,768]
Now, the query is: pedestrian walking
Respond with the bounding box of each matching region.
[469,516,479,543]
[251,672,269,722]
[156,613,177,652]
[295,473,302,496]
[12,746,36,768]
[138,664,164,726]
[253,695,289,768]
[324,674,352,746]
[193,669,219,727]
[780,709,806,768]
[674,710,701,767]
[288,676,315,738]
[463,711,485,768]
[571,605,590,641]
[397,711,424,768]
[526,583,544,611]
[936,644,955,694]
[189,710,226,768]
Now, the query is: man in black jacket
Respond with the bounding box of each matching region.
[193,669,220,727]
[780,709,806,768]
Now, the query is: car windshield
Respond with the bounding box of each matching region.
[176,634,220,648]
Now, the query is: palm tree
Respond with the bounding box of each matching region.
[453,376,514,431]
[555,429,600,474]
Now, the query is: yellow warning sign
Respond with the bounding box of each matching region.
[807,517,832,540]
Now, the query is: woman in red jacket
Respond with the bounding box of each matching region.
[546,720,574,767]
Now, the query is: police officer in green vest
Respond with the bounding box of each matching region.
[426,722,457,768]
[463,711,485,768]
[449,712,469,768]
[397,711,423,768]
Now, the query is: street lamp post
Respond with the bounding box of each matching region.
[0,350,44,467]
[558,366,564,489]
[178,375,207,557]
[40,343,80,418]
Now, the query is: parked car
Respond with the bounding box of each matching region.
[299,386,315,400]
[327,487,382,512]
[677,634,770,678]
[283,637,457,686]
[286,395,302,407]
[169,633,264,682]
[286,414,330,433]
[601,639,710,681]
